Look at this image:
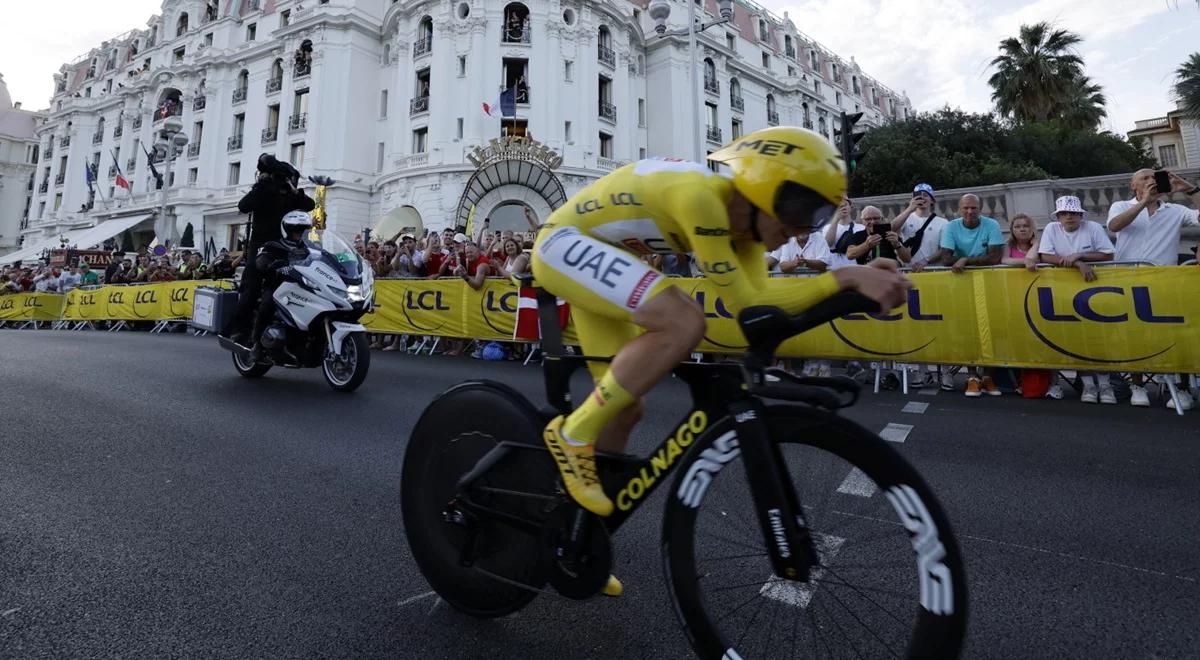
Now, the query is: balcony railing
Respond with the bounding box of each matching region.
[707,125,722,143]
[228,135,243,151]
[232,86,248,103]
[132,116,142,129]
[126,157,136,171]
[288,113,307,132]
[45,146,53,158]
[501,25,531,44]
[767,110,779,126]
[704,76,720,95]
[410,96,429,115]
[295,59,311,78]
[193,95,206,111]
[266,77,282,94]
[596,156,622,171]
[108,165,117,177]
[113,125,123,138]
[803,120,814,130]
[413,36,432,58]
[598,44,615,68]
[92,133,103,144]
[261,128,277,144]
[598,100,617,123]
[187,142,201,158]
[59,136,71,147]
[731,95,744,112]
[39,181,48,194]
[55,173,65,185]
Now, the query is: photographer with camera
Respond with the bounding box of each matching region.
[834,206,907,265]
[225,153,315,343]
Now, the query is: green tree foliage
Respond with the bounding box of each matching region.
[850,108,1153,196]
[1174,52,1200,120]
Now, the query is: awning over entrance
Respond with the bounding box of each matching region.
[1,214,152,266]
[2,230,89,266]
[455,159,567,229]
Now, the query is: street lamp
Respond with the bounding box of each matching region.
[153,116,189,248]
[648,0,734,163]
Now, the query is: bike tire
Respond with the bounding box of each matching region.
[662,406,968,659]
[323,332,370,392]
[232,350,270,378]
[400,380,555,618]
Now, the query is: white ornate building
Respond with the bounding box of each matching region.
[0,74,43,256]
[11,0,910,262]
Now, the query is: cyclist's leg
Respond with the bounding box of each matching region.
[570,307,643,454]
[533,226,705,515]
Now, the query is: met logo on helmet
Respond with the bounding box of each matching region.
[732,139,804,157]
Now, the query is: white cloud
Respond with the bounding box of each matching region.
[759,0,1191,133]
[0,0,161,109]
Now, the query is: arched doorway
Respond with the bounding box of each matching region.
[456,136,567,230]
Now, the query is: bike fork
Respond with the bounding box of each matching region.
[729,399,819,581]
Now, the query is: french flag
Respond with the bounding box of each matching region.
[514,287,569,341]
[483,87,517,118]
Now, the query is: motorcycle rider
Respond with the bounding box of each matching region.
[248,210,315,362]
[226,154,315,344]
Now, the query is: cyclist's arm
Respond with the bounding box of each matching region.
[667,188,839,316]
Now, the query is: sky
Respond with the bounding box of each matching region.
[2,0,1196,135]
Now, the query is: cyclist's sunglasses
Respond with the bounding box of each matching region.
[773,181,838,232]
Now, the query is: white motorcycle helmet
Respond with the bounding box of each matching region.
[281,210,313,241]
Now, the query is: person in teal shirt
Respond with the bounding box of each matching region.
[935,193,1004,273]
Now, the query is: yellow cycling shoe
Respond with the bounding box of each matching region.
[602,574,623,597]
[543,416,614,517]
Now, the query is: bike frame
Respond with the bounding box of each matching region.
[450,288,833,579]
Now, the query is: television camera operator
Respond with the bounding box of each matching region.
[225,154,315,343]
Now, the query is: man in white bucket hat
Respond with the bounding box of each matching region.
[1031,195,1115,403]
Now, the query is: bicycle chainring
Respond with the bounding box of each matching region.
[538,502,613,600]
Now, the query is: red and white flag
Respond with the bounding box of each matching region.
[115,173,131,191]
[514,287,569,341]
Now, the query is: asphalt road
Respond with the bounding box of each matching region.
[1,329,1197,658]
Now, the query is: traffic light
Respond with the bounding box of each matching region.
[837,111,868,175]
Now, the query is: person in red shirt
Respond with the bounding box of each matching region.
[454,240,491,290]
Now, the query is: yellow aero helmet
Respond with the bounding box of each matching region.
[707,126,846,231]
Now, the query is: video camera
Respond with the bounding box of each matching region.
[256,153,301,191]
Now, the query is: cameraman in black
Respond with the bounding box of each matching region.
[225,154,314,343]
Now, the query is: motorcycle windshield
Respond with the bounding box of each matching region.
[302,229,362,280]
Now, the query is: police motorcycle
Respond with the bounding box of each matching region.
[208,213,375,392]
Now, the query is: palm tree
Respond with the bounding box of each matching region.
[988,22,1085,122]
[1059,76,1108,130]
[1174,53,1200,120]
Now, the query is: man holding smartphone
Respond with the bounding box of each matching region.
[891,183,948,272]
[1107,168,1200,409]
[834,205,906,265]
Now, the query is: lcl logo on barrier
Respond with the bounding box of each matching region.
[23,296,43,309]
[0,299,15,311]
[479,289,518,336]
[1023,279,1182,363]
[401,289,448,332]
[690,287,747,349]
[167,285,192,318]
[829,289,941,356]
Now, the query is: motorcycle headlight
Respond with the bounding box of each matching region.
[346,284,366,303]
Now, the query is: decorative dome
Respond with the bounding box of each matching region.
[0,73,13,111]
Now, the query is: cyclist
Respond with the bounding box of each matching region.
[532,126,910,523]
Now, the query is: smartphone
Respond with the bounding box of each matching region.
[1154,170,1171,193]
[872,223,891,237]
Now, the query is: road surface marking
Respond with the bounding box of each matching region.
[902,401,929,414]
[880,423,913,443]
[836,467,876,497]
[759,533,846,608]
[398,591,437,607]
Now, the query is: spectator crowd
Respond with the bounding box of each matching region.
[1,248,243,295]
[5,168,1198,411]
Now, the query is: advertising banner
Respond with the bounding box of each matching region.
[363,267,1200,371]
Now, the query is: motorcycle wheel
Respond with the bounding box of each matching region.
[232,349,271,378]
[323,331,370,392]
